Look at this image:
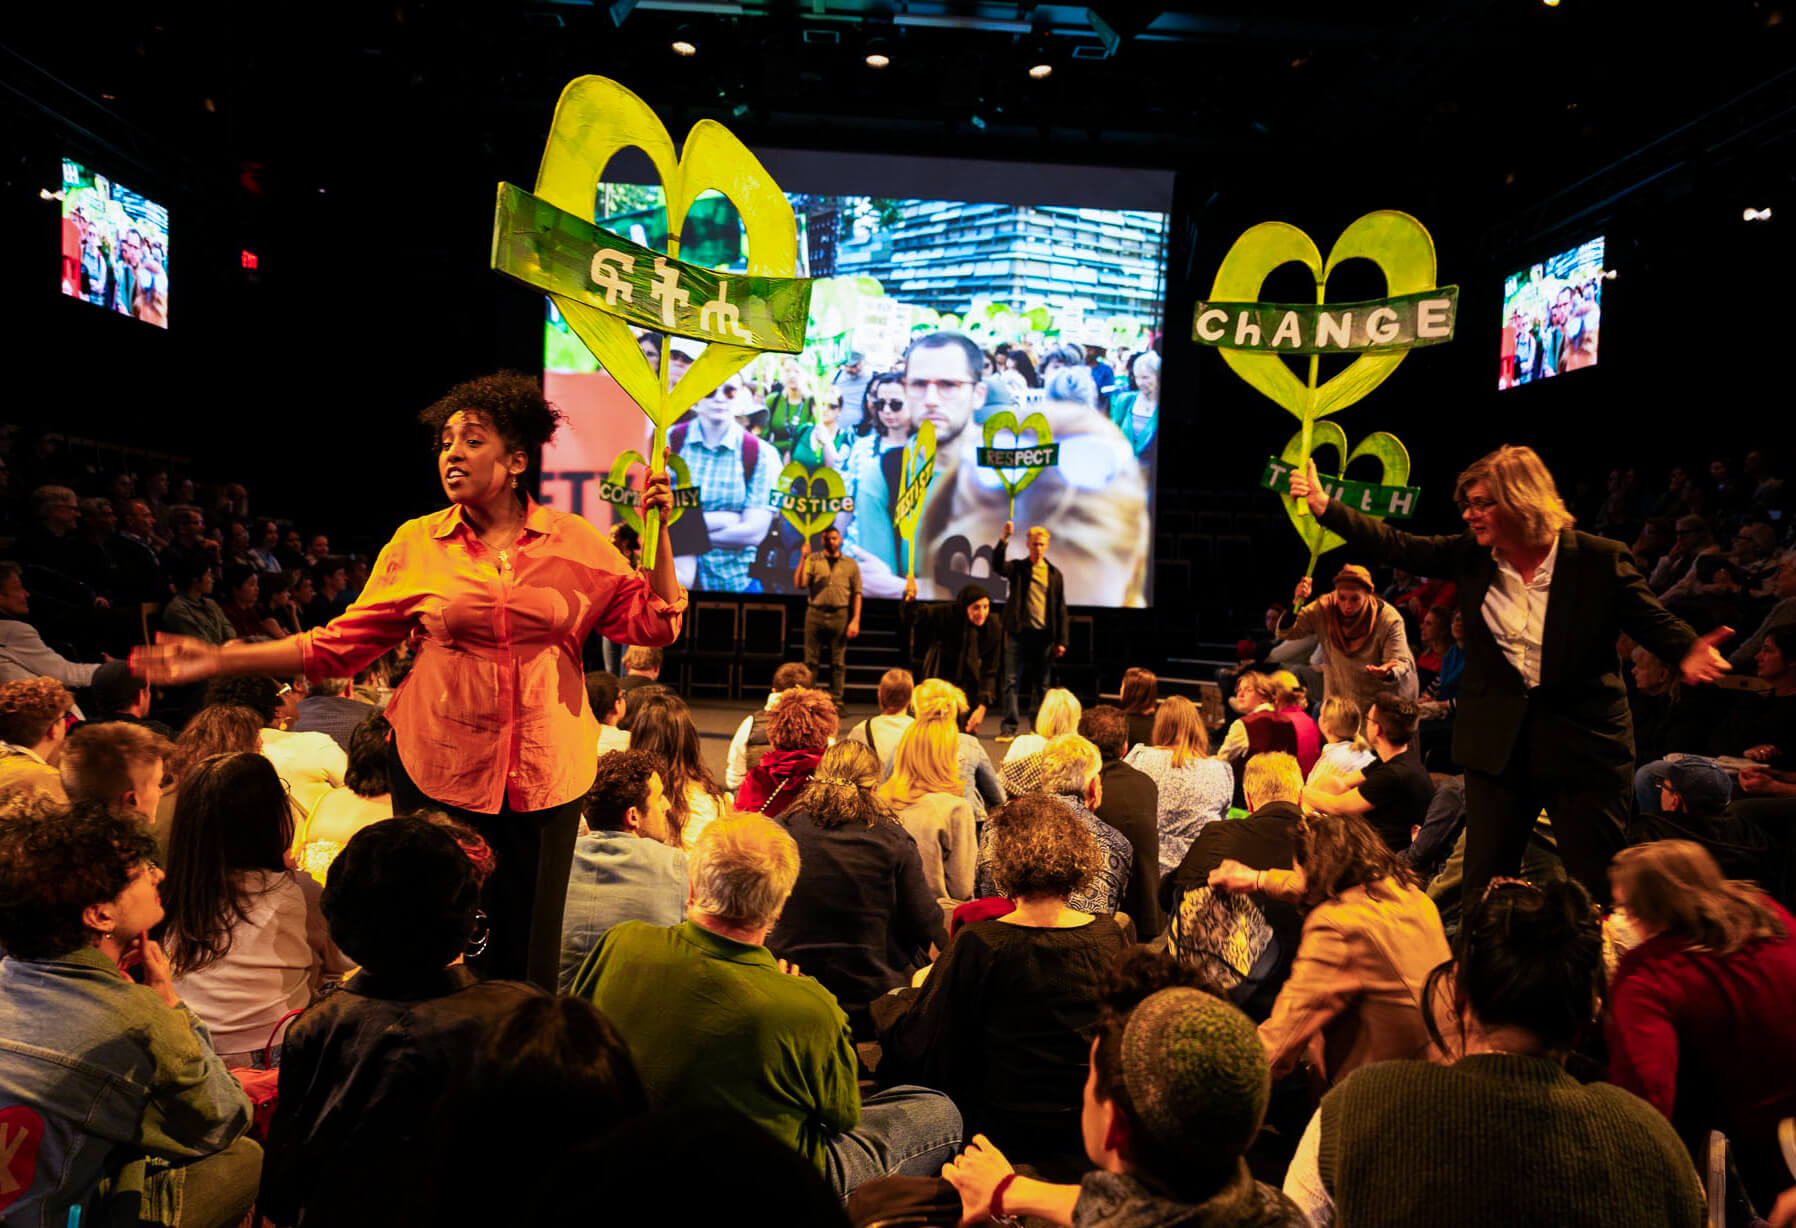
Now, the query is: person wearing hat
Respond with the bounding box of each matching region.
[1279,562,1417,715]
[832,351,870,434]
[1289,444,1728,908]
[938,956,1306,1227]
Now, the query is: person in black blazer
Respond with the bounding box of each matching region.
[1289,444,1731,906]
[1079,705,1163,939]
[992,521,1070,739]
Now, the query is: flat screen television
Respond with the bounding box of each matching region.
[540,152,1173,607]
[59,157,170,328]
[1498,235,1605,389]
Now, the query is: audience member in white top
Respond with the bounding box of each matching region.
[845,667,917,771]
[585,669,632,757]
[0,562,102,689]
[295,713,396,882]
[1000,688,1083,788]
[726,662,815,789]
[1216,671,1275,764]
[1125,696,1234,873]
[1306,696,1377,794]
[203,674,347,817]
[161,751,351,1063]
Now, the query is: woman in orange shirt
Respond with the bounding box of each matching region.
[134,374,686,987]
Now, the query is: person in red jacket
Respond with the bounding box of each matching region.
[736,686,838,819]
[1606,839,1796,1210]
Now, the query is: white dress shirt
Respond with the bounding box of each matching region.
[1482,537,1559,689]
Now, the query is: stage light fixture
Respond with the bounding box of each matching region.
[1744,206,1774,221]
[1543,0,1561,7]
[865,37,892,68]
[1028,62,1053,79]
[671,38,696,56]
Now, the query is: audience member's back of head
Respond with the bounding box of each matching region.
[344,713,392,797]
[877,667,914,715]
[1039,733,1102,797]
[771,661,814,693]
[621,645,663,676]
[1242,752,1302,808]
[1319,696,1365,747]
[1079,705,1129,762]
[1035,688,1083,739]
[1370,690,1419,745]
[60,721,171,809]
[1118,667,1158,716]
[202,675,282,726]
[169,704,263,778]
[1294,812,1418,907]
[321,815,482,981]
[767,687,839,751]
[583,669,621,721]
[687,815,800,930]
[90,660,148,718]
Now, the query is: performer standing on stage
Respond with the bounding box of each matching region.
[1288,444,1730,905]
[993,522,1069,741]
[133,373,686,989]
[793,525,861,707]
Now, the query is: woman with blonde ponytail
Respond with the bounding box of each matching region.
[879,718,979,911]
[768,741,946,1036]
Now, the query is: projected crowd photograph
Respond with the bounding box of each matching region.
[1497,234,1605,389]
[542,188,1169,608]
[57,157,170,329]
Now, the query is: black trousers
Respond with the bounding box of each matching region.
[1001,627,1056,733]
[804,604,851,703]
[387,742,585,990]
[1461,698,1630,907]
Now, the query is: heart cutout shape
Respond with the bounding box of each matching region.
[534,77,799,429]
[1210,210,1437,421]
[894,421,938,546]
[979,410,1056,497]
[774,461,850,538]
[1276,423,1411,559]
[603,449,695,537]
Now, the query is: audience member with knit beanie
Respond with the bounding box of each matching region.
[1283,877,1703,1228]
[933,949,1305,1227]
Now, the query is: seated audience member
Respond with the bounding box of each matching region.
[1635,626,1796,813]
[293,713,395,881]
[736,686,840,819]
[1649,514,1718,593]
[980,735,1133,918]
[423,995,650,1228]
[1117,665,1160,751]
[259,570,305,637]
[0,561,102,689]
[88,658,176,736]
[154,704,264,844]
[1268,670,1322,776]
[622,690,728,850]
[162,752,352,1066]
[1405,774,1470,884]
[1307,696,1375,793]
[1606,840,1796,1210]
[259,815,537,1226]
[0,675,74,801]
[1211,811,1451,1085]
[1626,643,1711,770]
[1729,549,1796,672]
[584,668,630,755]
[1279,564,1417,710]
[902,582,1004,734]
[288,661,385,753]
[999,688,1083,792]
[570,815,963,1197]
[933,953,1305,1228]
[876,715,979,911]
[161,556,234,646]
[618,644,664,694]
[878,794,1129,1177]
[1412,604,1453,693]
[1162,752,1307,1022]
[912,678,1005,820]
[204,674,348,818]
[727,661,814,790]
[1284,877,1703,1228]
[1080,704,1163,939]
[1302,690,1434,853]
[1124,695,1233,874]
[558,748,688,993]
[1217,671,1275,764]
[0,802,260,1227]
[769,741,946,1030]
[217,564,280,641]
[843,666,916,770]
[59,720,171,819]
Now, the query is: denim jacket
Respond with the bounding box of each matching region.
[0,946,254,1227]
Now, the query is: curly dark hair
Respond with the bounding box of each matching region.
[1294,813,1421,910]
[583,748,668,833]
[767,688,839,751]
[986,794,1100,900]
[322,815,482,977]
[202,675,283,725]
[418,372,566,455]
[0,800,159,959]
[0,677,74,747]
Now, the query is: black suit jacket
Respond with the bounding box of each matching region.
[991,539,1070,644]
[1095,759,1162,939]
[1322,500,1699,777]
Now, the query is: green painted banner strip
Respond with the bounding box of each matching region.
[1194,286,1459,353]
[977,445,1061,469]
[1260,457,1422,518]
[491,181,813,353]
[893,456,936,526]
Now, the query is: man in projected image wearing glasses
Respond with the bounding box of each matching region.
[1288,444,1731,910]
[673,375,776,593]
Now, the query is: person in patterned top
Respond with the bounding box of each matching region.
[674,374,777,593]
[979,733,1132,918]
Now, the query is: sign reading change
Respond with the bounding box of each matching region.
[1193,286,1459,354]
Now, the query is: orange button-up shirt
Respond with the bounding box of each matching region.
[297,499,685,814]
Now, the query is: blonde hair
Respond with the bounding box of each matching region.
[1038,733,1102,796]
[1242,752,1303,807]
[879,718,964,807]
[688,816,801,929]
[1267,670,1308,712]
[1034,688,1083,739]
[1610,840,1785,956]
[1455,444,1575,547]
[1150,695,1210,768]
[912,678,969,725]
[1318,696,1366,749]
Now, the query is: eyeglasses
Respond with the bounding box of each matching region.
[903,378,972,396]
[872,398,905,413]
[1456,497,1499,514]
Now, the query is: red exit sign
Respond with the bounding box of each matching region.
[241,249,259,270]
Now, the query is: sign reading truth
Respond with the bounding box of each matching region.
[1258,455,1420,518]
[1193,287,1459,353]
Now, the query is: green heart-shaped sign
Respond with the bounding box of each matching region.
[603,450,694,537]
[534,77,800,431]
[979,410,1056,498]
[774,462,850,538]
[1276,423,1411,559]
[894,421,938,581]
[1210,210,1438,421]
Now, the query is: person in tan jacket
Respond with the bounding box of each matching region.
[1211,811,1450,1085]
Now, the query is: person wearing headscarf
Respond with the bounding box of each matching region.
[901,580,1005,734]
[1278,563,1416,712]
